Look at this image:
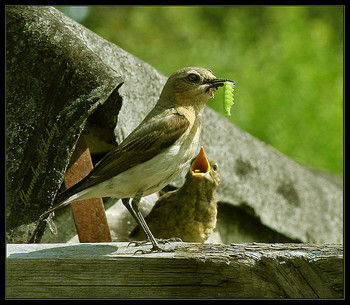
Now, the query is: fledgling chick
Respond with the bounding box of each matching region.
[129,147,220,243]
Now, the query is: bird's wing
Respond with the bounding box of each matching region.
[54,111,190,204]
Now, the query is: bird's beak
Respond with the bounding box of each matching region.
[208,78,235,89]
[191,147,210,177]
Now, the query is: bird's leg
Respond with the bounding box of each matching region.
[122,198,149,246]
[131,193,163,252]
[122,198,138,222]
[122,192,162,252]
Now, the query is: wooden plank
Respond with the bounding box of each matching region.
[6,242,343,299]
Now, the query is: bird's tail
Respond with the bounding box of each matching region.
[39,187,90,220]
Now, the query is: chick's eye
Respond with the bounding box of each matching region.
[212,164,218,171]
[187,73,200,83]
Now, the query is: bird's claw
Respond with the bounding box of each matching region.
[129,237,182,254]
[133,245,175,255]
[165,237,183,243]
[154,237,182,244]
[128,237,183,248]
[128,240,149,247]
[133,245,164,255]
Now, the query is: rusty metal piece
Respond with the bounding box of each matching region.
[64,134,112,243]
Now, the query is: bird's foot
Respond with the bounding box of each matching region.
[128,237,182,247]
[128,240,150,247]
[133,245,177,254]
[164,237,183,243]
[129,237,182,254]
[133,244,164,255]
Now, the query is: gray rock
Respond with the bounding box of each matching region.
[199,114,343,243]
[5,6,123,243]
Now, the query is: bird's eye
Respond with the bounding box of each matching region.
[187,73,200,83]
[212,164,218,171]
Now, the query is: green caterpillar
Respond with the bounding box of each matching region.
[223,81,235,116]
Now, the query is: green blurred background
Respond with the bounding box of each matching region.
[57,5,343,174]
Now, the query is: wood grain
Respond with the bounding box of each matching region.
[6,242,343,299]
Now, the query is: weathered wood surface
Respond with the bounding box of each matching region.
[6,242,343,299]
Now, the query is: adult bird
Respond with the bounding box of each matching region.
[40,67,235,251]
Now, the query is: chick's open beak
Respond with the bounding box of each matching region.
[191,147,210,177]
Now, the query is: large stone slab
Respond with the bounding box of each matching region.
[5,6,123,243]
